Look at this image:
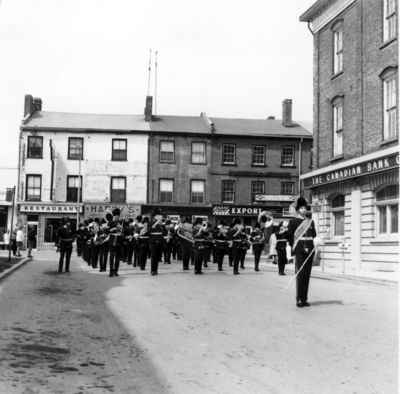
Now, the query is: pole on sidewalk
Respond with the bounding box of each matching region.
[8,186,16,262]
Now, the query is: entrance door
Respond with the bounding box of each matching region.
[27,222,38,249]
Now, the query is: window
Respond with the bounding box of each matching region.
[252,145,266,166]
[221,180,235,203]
[191,142,206,164]
[376,185,398,235]
[66,176,82,202]
[26,175,41,201]
[112,139,127,161]
[68,137,84,160]
[333,99,344,156]
[27,136,43,159]
[331,195,345,237]
[222,144,236,165]
[281,145,295,167]
[281,182,295,196]
[383,71,398,140]
[160,141,175,163]
[383,0,397,42]
[110,177,126,203]
[251,181,265,202]
[159,179,174,202]
[191,180,205,203]
[333,23,343,75]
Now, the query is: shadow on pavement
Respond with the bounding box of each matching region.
[309,300,344,306]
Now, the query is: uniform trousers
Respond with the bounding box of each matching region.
[252,244,264,271]
[295,248,314,302]
[277,246,287,274]
[99,244,109,271]
[231,244,242,274]
[138,240,149,270]
[149,239,163,274]
[193,247,204,274]
[109,246,121,275]
[58,247,72,272]
[180,240,192,270]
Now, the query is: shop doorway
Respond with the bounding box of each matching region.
[27,222,38,249]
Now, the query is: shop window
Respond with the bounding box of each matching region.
[383,0,397,42]
[191,142,206,164]
[332,98,344,157]
[26,175,41,201]
[252,145,266,166]
[160,141,175,163]
[332,21,343,75]
[110,177,126,203]
[159,179,174,203]
[281,145,295,167]
[191,180,205,203]
[251,181,265,202]
[382,69,398,140]
[66,175,82,202]
[112,139,127,161]
[376,185,399,235]
[222,180,235,203]
[68,137,84,160]
[331,194,345,237]
[222,144,236,165]
[281,182,295,196]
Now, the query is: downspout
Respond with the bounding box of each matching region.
[49,139,54,201]
[298,138,303,195]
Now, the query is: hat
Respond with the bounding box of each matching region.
[112,208,121,216]
[295,196,310,211]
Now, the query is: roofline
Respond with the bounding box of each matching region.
[20,126,312,139]
[299,0,332,22]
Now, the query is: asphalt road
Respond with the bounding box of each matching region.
[0,254,169,394]
[0,252,397,394]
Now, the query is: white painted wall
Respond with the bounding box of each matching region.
[20,131,148,204]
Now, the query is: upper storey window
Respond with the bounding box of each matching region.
[383,0,397,42]
[332,22,343,75]
[27,136,43,159]
[332,98,344,157]
[382,69,398,140]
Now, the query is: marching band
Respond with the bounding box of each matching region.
[58,196,317,307]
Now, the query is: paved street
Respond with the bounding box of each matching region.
[0,251,397,394]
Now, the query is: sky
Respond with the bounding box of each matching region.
[0,0,315,186]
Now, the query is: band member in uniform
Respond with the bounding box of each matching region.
[229,218,247,275]
[76,223,85,257]
[108,208,123,277]
[213,221,230,271]
[177,216,193,270]
[149,209,167,275]
[250,222,265,271]
[287,197,316,307]
[133,215,143,267]
[56,217,75,273]
[126,218,135,265]
[276,221,289,275]
[98,218,110,272]
[202,222,214,268]
[137,216,150,270]
[192,217,207,274]
[163,219,174,264]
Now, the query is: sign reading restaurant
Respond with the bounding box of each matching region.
[19,203,83,214]
[304,152,400,188]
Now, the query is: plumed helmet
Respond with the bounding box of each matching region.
[295,196,310,211]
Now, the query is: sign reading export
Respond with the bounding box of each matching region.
[213,205,266,217]
[304,152,399,188]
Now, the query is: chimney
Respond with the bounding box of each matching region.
[282,99,293,127]
[144,95,153,122]
[24,94,35,117]
[33,97,42,112]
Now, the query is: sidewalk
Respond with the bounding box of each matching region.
[257,255,398,285]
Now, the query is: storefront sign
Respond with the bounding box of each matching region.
[213,205,266,217]
[255,194,296,202]
[84,203,140,218]
[304,152,400,188]
[19,203,83,214]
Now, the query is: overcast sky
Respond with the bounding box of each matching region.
[0,0,315,186]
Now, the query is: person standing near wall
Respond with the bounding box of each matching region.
[16,226,24,257]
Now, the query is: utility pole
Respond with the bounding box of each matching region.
[76,158,81,229]
[8,186,16,261]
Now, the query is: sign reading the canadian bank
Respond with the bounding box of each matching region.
[304,152,400,188]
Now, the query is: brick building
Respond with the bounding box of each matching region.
[300,0,399,273]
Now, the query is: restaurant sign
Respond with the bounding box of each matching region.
[19,203,83,214]
[304,152,400,188]
[212,205,266,217]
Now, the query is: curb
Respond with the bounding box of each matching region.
[0,257,31,282]
[260,263,398,286]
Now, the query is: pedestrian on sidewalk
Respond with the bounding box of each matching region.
[57,217,75,273]
[250,222,265,272]
[10,228,17,256]
[16,226,24,257]
[27,225,37,258]
[3,230,10,251]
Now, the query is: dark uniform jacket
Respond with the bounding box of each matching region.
[287,217,316,253]
[57,226,75,249]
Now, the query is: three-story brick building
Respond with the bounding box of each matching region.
[300,0,399,273]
